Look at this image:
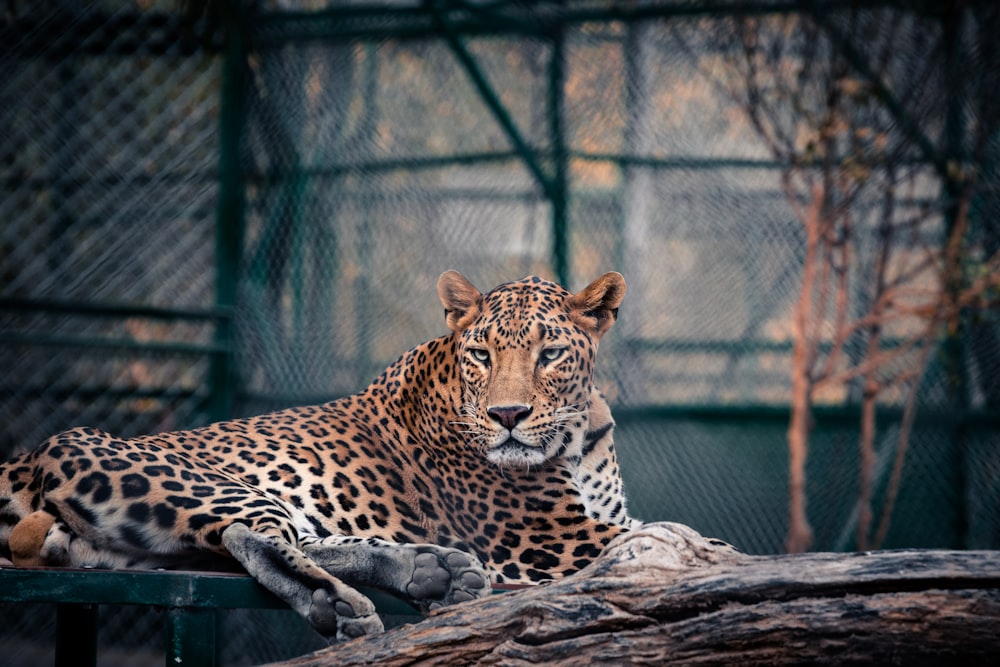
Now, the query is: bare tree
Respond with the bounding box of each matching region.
[703,4,1000,552]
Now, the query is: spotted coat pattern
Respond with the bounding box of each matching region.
[0,271,638,640]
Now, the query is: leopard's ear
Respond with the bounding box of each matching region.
[569,272,626,338]
[438,270,483,333]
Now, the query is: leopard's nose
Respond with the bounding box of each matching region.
[486,405,532,430]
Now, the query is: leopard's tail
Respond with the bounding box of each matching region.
[0,450,40,562]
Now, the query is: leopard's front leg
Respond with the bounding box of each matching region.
[222,523,384,642]
[302,536,490,613]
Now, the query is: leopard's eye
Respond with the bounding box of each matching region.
[468,348,490,365]
[539,347,566,365]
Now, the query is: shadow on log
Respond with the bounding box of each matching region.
[266,523,1000,666]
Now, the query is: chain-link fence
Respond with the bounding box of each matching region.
[2,1,999,664]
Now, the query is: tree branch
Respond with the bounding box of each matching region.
[266,523,1000,666]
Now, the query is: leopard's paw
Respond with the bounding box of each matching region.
[223,523,384,642]
[406,545,490,613]
[308,587,384,641]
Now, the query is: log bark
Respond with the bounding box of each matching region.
[266,523,1000,666]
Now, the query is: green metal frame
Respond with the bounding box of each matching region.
[212,0,250,424]
[0,567,419,667]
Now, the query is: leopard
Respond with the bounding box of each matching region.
[0,270,640,642]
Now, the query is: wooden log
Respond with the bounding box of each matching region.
[266,522,1000,666]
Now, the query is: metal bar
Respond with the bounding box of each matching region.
[625,327,942,353]
[623,337,824,354]
[512,0,914,26]
[336,188,538,202]
[572,151,937,170]
[244,150,523,181]
[548,25,569,286]
[0,386,203,402]
[938,5,971,548]
[211,1,249,423]
[0,0,917,58]
[577,153,786,169]
[449,0,549,34]
[0,173,219,192]
[939,5,970,408]
[251,0,905,45]
[0,12,214,58]
[166,608,217,667]
[0,567,422,614]
[0,333,227,356]
[0,569,282,608]
[355,42,380,390]
[0,298,229,322]
[0,151,906,193]
[613,404,1000,427]
[252,6,546,45]
[0,151,934,189]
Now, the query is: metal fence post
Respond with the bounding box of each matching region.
[211,0,249,423]
[548,26,569,287]
[166,608,218,667]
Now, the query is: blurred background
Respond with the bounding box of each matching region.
[2,0,999,664]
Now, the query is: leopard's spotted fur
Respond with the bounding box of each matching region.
[0,271,638,641]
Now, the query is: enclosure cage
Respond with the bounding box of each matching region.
[2,1,999,665]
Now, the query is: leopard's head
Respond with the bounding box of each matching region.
[438,270,625,469]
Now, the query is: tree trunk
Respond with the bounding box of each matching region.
[266,523,1000,666]
[785,183,824,554]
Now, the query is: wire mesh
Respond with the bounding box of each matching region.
[1,0,999,664]
[619,407,971,556]
[0,0,221,458]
